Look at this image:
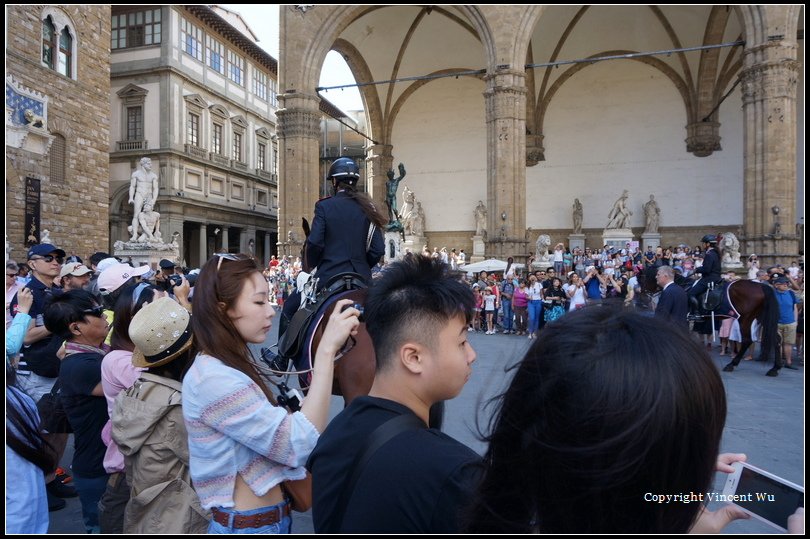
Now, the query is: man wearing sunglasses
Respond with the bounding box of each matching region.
[9,242,78,508]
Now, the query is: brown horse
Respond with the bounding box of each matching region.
[637,267,782,376]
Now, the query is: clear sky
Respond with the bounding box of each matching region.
[222,4,364,112]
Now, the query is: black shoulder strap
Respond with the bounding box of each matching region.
[335,413,424,530]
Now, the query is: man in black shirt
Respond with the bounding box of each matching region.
[307,254,482,533]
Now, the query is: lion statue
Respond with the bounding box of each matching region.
[720,232,742,267]
[535,234,552,263]
[24,109,45,129]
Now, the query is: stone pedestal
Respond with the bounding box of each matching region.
[113,240,180,269]
[471,235,486,263]
[402,234,426,257]
[568,234,585,253]
[384,231,403,264]
[641,232,661,252]
[602,229,634,251]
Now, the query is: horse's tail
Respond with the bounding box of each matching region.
[757,283,780,363]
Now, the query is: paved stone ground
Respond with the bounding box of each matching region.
[49,317,804,533]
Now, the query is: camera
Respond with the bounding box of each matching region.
[341,302,365,322]
[168,274,183,288]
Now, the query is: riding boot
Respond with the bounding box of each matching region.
[277,310,291,340]
[687,296,700,320]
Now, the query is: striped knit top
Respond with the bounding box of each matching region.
[182,353,319,509]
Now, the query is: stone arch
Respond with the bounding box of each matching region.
[331,38,384,143]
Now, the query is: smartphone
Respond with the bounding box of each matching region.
[721,461,804,532]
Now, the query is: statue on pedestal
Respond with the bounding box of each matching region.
[385,163,406,231]
[535,234,551,264]
[643,195,660,234]
[474,201,487,237]
[572,198,583,234]
[129,157,160,242]
[135,199,162,243]
[606,190,632,229]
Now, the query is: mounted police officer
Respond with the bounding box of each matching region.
[279,157,386,336]
[687,234,722,317]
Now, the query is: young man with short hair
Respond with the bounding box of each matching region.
[308,254,481,533]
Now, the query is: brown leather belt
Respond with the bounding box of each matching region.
[211,504,291,529]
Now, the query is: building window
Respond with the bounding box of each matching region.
[254,70,267,101]
[232,132,242,162]
[126,107,143,141]
[212,123,223,155]
[111,9,161,50]
[257,142,266,170]
[42,16,56,69]
[181,18,203,61]
[187,112,199,146]
[57,28,72,77]
[50,134,67,184]
[228,51,244,86]
[269,78,278,108]
[206,35,226,75]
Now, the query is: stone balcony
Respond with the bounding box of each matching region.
[116,139,148,151]
[184,143,207,159]
[210,152,230,167]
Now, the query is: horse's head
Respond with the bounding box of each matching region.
[637,266,661,295]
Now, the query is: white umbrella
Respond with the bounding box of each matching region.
[463,259,525,275]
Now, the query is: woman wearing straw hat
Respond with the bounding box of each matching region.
[110,297,208,533]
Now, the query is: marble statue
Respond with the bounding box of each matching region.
[643,194,660,234]
[474,201,487,236]
[400,186,415,224]
[24,109,45,129]
[411,202,426,236]
[40,229,52,244]
[134,199,161,243]
[129,157,160,242]
[720,232,742,266]
[606,190,632,229]
[572,198,583,234]
[385,163,406,230]
[535,234,551,263]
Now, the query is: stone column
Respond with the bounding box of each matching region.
[740,36,800,265]
[277,92,321,255]
[198,223,207,266]
[483,69,529,262]
[365,144,394,213]
[264,232,271,266]
[221,227,229,253]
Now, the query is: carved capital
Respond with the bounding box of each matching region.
[686,121,722,157]
[740,60,800,104]
[276,107,321,139]
[526,133,545,166]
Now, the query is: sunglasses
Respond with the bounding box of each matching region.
[6,273,17,277]
[215,252,244,272]
[82,305,105,318]
[30,255,64,264]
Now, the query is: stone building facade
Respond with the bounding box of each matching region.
[109,5,279,267]
[6,5,111,260]
[279,5,803,265]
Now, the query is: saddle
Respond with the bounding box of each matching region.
[701,280,726,312]
[277,272,368,363]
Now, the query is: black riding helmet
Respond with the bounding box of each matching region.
[701,234,717,244]
[327,157,360,186]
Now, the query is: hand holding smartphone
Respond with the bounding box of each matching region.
[722,462,804,532]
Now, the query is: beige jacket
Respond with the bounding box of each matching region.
[111,372,209,533]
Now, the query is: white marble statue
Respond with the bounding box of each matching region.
[721,232,742,266]
[135,199,161,243]
[129,157,160,242]
[411,202,426,236]
[40,229,52,244]
[606,190,632,229]
[400,186,415,224]
[643,194,660,234]
[474,200,487,236]
[535,234,551,263]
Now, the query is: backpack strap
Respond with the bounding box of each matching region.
[335,413,424,530]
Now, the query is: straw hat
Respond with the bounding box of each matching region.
[130,297,193,369]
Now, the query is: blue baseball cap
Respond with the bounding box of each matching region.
[27,243,66,259]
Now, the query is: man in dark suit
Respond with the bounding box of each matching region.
[655,265,689,332]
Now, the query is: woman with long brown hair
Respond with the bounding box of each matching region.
[183,253,360,534]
